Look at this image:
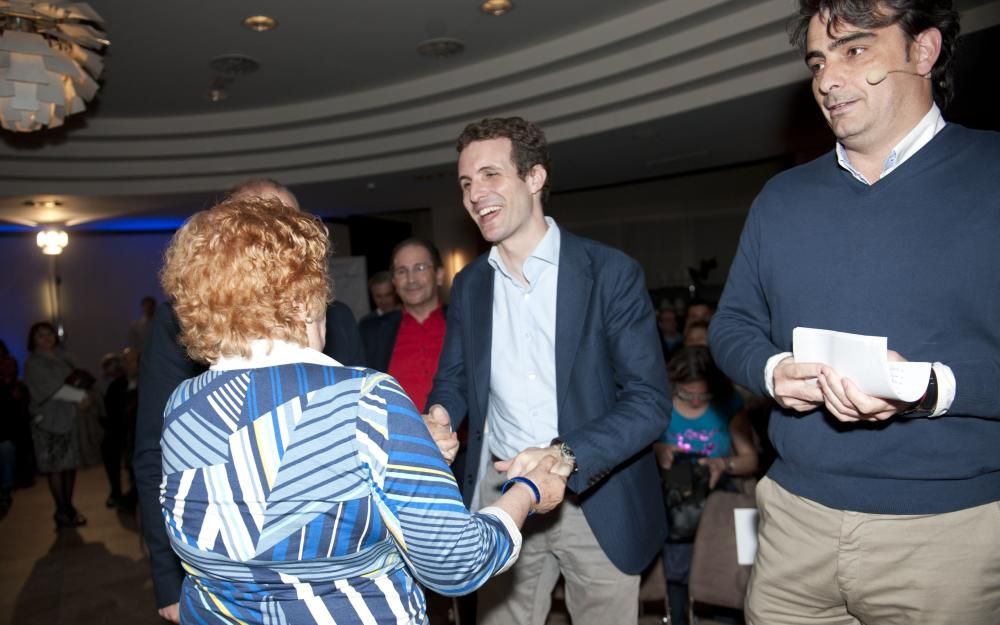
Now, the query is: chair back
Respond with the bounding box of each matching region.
[688,489,756,611]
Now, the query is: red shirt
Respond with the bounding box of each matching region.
[388,306,446,412]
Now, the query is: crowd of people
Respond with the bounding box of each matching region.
[4,1,998,624]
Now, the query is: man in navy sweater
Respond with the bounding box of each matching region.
[709,1,1000,623]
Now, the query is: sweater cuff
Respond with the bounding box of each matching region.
[478,506,523,575]
[764,352,793,398]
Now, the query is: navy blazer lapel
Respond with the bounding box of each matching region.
[469,260,494,420]
[555,232,593,415]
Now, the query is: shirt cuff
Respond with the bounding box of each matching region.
[764,352,793,398]
[929,362,955,418]
[478,505,523,575]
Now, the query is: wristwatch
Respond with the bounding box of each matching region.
[900,368,938,417]
[550,437,578,473]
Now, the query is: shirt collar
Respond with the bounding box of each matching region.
[211,339,341,371]
[488,216,561,285]
[836,104,945,185]
[400,304,443,323]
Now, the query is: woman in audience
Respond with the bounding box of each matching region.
[23,321,92,528]
[158,197,569,625]
[655,345,758,625]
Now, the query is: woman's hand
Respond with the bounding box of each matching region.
[157,603,180,623]
[698,456,728,489]
[522,455,567,514]
[653,442,678,469]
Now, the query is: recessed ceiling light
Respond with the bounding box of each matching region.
[481,0,513,16]
[208,89,227,103]
[243,15,277,32]
[416,38,465,58]
[22,200,64,208]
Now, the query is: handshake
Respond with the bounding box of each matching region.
[422,404,574,515]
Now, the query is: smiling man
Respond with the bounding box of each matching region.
[359,238,447,412]
[424,117,670,625]
[709,1,1000,623]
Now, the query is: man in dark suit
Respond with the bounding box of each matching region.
[133,179,365,623]
[425,117,670,625]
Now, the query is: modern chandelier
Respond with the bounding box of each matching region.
[0,1,108,132]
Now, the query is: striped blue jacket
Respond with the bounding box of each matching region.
[160,360,517,625]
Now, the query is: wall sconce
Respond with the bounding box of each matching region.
[36,228,68,254]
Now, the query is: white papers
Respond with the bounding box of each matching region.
[734,508,759,565]
[792,327,931,402]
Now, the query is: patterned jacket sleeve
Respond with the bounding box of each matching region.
[355,372,520,596]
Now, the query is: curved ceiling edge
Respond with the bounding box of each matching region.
[46,0,768,138]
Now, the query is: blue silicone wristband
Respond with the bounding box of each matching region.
[501,476,541,512]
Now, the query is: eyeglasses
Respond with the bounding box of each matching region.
[392,263,433,279]
[674,388,713,403]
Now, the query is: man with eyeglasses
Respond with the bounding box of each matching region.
[359,238,447,412]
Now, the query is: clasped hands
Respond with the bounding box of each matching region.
[422,404,572,514]
[772,351,911,422]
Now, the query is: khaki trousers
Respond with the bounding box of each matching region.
[476,464,639,625]
[747,476,1000,625]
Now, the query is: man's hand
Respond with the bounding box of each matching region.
[422,404,459,465]
[817,351,910,422]
[495,446,567,479]
[158,603,180,623]
[773,356,824,412]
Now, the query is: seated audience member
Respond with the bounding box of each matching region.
[157,196,570,624]
[359,238,446,411]
[359,271,399,322]
[134,178,367,623]
[684,300,715,331]
[655,346,758,625]
[658,307,684,360]
[684,320,710,347]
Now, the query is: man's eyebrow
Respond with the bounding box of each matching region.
[829,31,876,50]
[804,31,875,64]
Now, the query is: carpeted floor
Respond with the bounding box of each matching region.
[0,465,160,625]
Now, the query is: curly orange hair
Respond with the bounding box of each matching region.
[161,197,331,363]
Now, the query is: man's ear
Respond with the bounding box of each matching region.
[527,164,547,196]
[913,27,942,77]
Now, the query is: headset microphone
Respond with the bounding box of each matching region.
[865,68,930,85]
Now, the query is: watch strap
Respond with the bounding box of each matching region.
[901,368,938,417]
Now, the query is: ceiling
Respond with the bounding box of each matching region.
[1,0,998,228]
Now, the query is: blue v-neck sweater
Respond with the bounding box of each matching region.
[711,123,1000,514]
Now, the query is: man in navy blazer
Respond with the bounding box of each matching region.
[426,117,670,625]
